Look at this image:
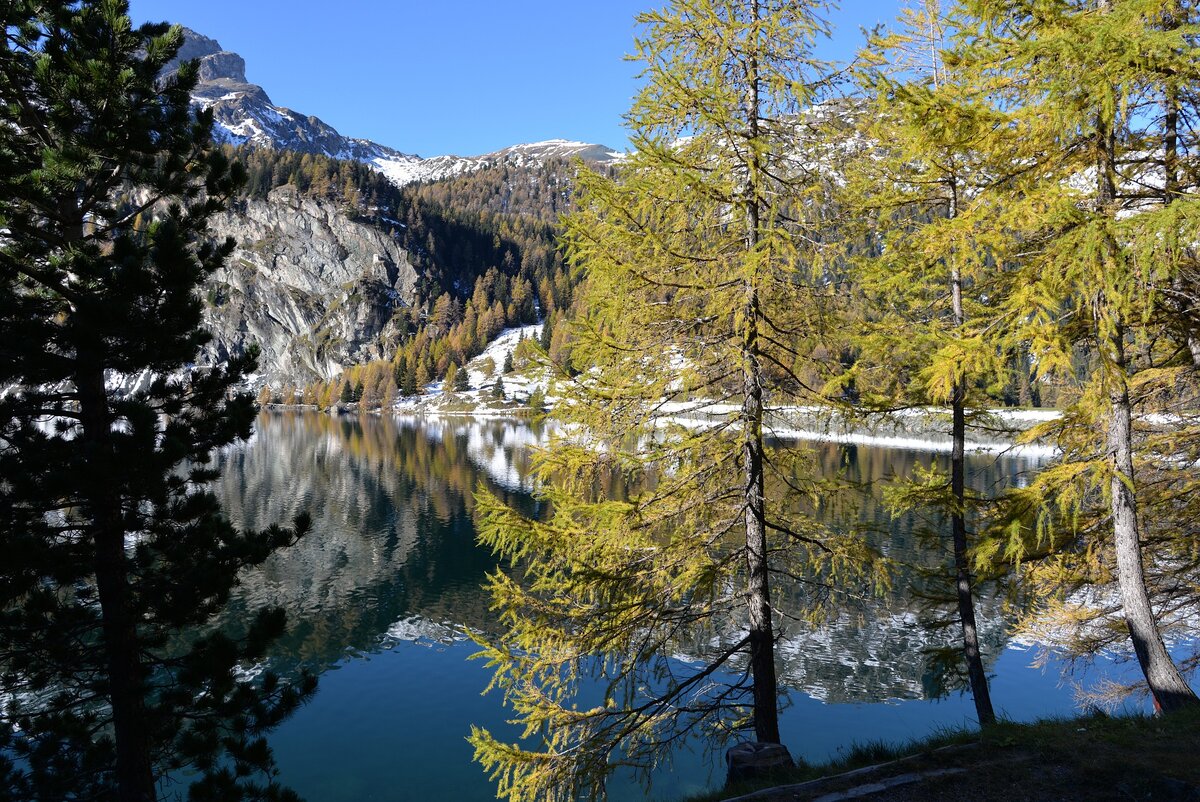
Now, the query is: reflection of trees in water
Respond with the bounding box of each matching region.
[212,412,548,672]
[212,415,1044,703]
[765,442,1044,702]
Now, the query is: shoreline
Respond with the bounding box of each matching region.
[261,401,1059,458]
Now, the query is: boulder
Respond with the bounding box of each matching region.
[726,741,794,786]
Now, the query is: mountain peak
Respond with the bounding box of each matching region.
[176,29,620,186]
[164,28,250,86]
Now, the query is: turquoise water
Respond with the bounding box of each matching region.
[214,412,1142,801]
[263,644,1133,802]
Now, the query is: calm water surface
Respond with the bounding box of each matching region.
[213,412,1141,802]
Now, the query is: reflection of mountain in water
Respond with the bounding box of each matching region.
[213,413,1046,703]
[213,413,550,671]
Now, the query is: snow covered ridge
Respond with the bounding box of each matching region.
[388,323,554,418]
[173,29,621,187]
[365,139,623,188]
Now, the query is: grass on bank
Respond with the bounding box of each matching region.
[687,706,1200,802]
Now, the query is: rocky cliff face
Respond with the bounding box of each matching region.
[167,27,619,388]
[202,186,418,385]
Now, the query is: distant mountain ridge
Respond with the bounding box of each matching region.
[169,28,622,186]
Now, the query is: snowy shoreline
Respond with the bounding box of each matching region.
[273,400,1059,459]
[266,323,1064,458]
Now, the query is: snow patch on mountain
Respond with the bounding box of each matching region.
[463,324,544,395]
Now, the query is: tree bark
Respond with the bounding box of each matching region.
[1105,326,1198,712]
[1162,77,1200,369]
[58,169,157,799]
[741,0,781,745]
[742,292,780,744]
[1015,342,1040,408]
[946,170,996,724]
[1094,67,1198,709]
[950,382,995,724]
[78,353,157,799]
[1016,351,1032,407]
[949,258,996,725]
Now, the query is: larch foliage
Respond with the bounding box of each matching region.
[953,0,1200,711]
[845,0,1013,725]
[468,2,887,800]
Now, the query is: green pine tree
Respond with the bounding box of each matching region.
[539,314,553,353]
[393,353,408,388]
[401,358,418,396]
[526,385,545,413]
[453,362,471,392]
[0,5,312,799]
[502,349,514,374]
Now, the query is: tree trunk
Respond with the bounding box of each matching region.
[1016,351,1032,407]
[741,0,780,744]
[949,255,996,726]
[77,360,157,802]
[1162,80,1200,369]
[951,384,996,724]
[943,163,997,724]
[1093,57,1197,711]
[1105,326,1198,712]
[743,284,780,744]
[1015,342,1040,408]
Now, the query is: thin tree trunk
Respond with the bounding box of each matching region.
[742,0,780,745]
[947,175,996,725]
[1015,342,1040,408]
[1105,325,1198,712]
[1162,74,1200,368]
[743,287,780,744]
[1016,350,1032,407]
[1184,295,1200,369]
[945,260,993,725]
[950,383,995,724]
[77,360,157,801]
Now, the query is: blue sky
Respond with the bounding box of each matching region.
[129,2,902,157]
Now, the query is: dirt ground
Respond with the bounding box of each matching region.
[716,713,1200,802]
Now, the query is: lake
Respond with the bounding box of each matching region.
[213,411,1141,802]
